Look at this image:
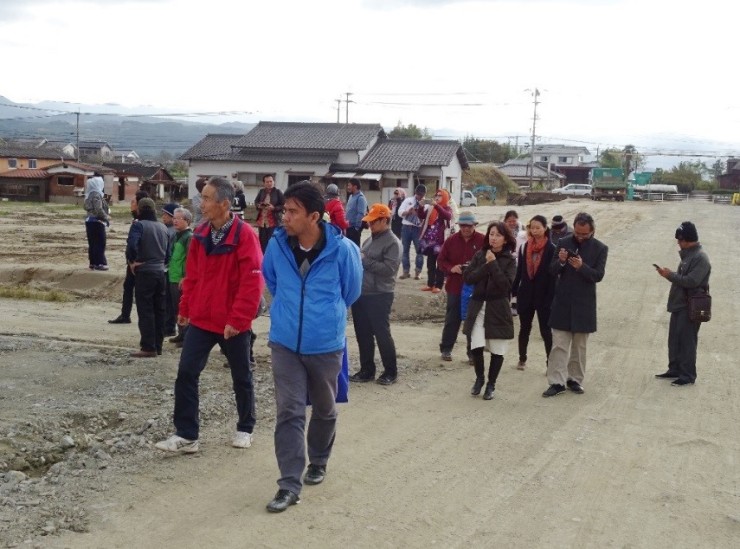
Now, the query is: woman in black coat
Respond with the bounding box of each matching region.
[512,215,557,371]
[462,221,517,400]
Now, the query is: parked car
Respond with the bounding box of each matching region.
[552,184,593,197]
[461,189,478,207]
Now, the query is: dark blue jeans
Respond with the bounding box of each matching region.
[174,325,256,440]
[120,266,135,319]
[401,224,423,275]
[85,220,107,267]
[134,270,166,352]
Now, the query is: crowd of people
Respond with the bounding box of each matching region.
[86,174,711,514]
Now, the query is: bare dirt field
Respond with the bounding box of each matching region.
[0,199,738,548]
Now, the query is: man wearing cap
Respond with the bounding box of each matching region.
[161,203,180,337]
[255,174,285,253]
[349,203,402,385]
[654,221,711,386]
[550,215,571,246]
[398,184,427,280]
[345,178,368,247]
[543,212,608,397]
[437,211,485,362]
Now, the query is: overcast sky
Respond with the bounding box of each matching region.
[1,0,737,167]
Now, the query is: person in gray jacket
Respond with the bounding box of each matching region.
[127,198,172,358]
[543,212,608,397]
[349,203,402,385]
[654,221,711,386]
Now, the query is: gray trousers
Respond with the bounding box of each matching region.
[667,308,700,382]
[547,329,589,386]
[270,342,343,495]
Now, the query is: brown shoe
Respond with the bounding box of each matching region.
[130,350,157,358]
[399,272,410,279]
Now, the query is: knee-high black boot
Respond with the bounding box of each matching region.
[470,348,485,396]
[484,354,505,400]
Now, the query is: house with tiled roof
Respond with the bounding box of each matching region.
[499,158,565,189]
[180,122,468,206]
[0,159,115,203]
[102,162,179,202]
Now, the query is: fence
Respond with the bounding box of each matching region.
[634,192,732,204]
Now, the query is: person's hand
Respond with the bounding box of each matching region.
[267,204,274,210]
[558,248,569,263]
[450,264,463,274]
[177,315,189,327]
[568,255,583,270]
[657,267,671,279]
[485,250,496,263]
[224,324,239,339]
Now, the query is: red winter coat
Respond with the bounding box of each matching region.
[436,230,485,296]
[325,197,349,231]
[179,218,264,334]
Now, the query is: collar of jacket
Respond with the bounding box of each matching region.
[274,221,342,260]
[193,216,244,255]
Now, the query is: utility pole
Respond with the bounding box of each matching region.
[528,88,540,188]
[335,98,342,123]
[75,111,81,162]
[344,92,353,124]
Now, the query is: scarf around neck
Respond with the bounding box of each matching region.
[526,236,548,279]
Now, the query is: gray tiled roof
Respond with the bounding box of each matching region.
[0,145,73,160]
[498,163,564,179]
[357,139,468,172]
[229,150,337,164]
[533,144,591,155]
[234,122,385,150]
[180,134,243,160]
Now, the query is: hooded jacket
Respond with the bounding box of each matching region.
[666,244,711,312]
[263,222,362,354]
[179,217,264,334]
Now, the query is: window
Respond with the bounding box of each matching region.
[57,176,75,186]
[558,156,572,164]
[539,156,549,162]
[8,158,17,169]
[28,159,37,169]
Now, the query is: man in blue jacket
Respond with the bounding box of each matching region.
[262,181,362,513]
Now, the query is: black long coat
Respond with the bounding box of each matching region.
[548,235,608,333]
[513,239,557,314]
[461,249,516,340]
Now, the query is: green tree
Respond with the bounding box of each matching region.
[388,122,432,139]
[599,148,622,168]
[711,158,725,180]
[651,162,703,193]
[462,136,517,164]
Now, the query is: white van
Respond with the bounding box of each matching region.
[461,190,478,207]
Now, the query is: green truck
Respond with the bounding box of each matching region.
[591,167,627,201]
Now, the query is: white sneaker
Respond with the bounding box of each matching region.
[232,431,253,448]
[154,435,199,454]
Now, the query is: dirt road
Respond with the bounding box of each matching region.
[1,199,738,548]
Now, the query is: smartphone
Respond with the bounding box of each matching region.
[652,263,660,270]
[567,249,579,258]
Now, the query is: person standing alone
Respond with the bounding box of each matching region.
[345,178,367,247]
[255,174,285,253]
[654,221,711,386]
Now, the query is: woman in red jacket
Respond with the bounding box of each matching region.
[324,183,349,233]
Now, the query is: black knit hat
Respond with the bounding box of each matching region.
[551,215,566,230]
[675,221,698,242]
[414,184,427,196]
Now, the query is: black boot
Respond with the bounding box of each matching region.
[483,354,504,400]
[483,382,495,400]
[470,348,484,396]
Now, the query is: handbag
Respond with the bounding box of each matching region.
[687,290,711,323]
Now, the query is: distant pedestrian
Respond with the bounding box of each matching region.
[161,202,180,338]
[550,214,571,246]
[83,173,110,271]
[419,188,452,293]
[191,177,207,226]
[324,183,349,233]
[543,212,608,397]
[167,207,193,348]
[388,188,405,239]
[345,178,368,247]
[255,174,285,253]
[398,184,427,280]
[231,180,247,219]
[654,221,711,386]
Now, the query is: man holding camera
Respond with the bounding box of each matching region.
[543,212,608,397]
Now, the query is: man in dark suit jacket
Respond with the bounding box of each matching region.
[543,212,608,397]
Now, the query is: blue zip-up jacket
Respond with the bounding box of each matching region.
[263,222,362,354]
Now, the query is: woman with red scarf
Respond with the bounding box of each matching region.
[418,189,452,293]
[512,215,557,370]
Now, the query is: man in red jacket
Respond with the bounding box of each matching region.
[436,211,485,362]
[155,177,264,454]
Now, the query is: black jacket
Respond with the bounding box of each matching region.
[513,239,557,313]
[462,249,516,340]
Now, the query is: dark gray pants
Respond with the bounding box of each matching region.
[668,308,700,382]
[351,293,396,378]
[270,342,343,495]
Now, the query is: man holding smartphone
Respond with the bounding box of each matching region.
[543,212,608,397]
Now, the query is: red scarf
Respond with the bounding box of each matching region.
[526,236,547,279]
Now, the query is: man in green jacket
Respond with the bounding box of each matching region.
[168,207,193,347]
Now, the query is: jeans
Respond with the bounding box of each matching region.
[85,221,107,267]
[174,325,256,440]
[401,225,423,274]
[346,226,363,248]
[259,226,276,254]
[667,308,700,382]
[517,305,553,363]
[134,270,166,352]
[270,342,343,495]
[440,293,470,356]
[164,279,177,335]
[351,293,397,378]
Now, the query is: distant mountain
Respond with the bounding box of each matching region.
[0,96,254,157]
